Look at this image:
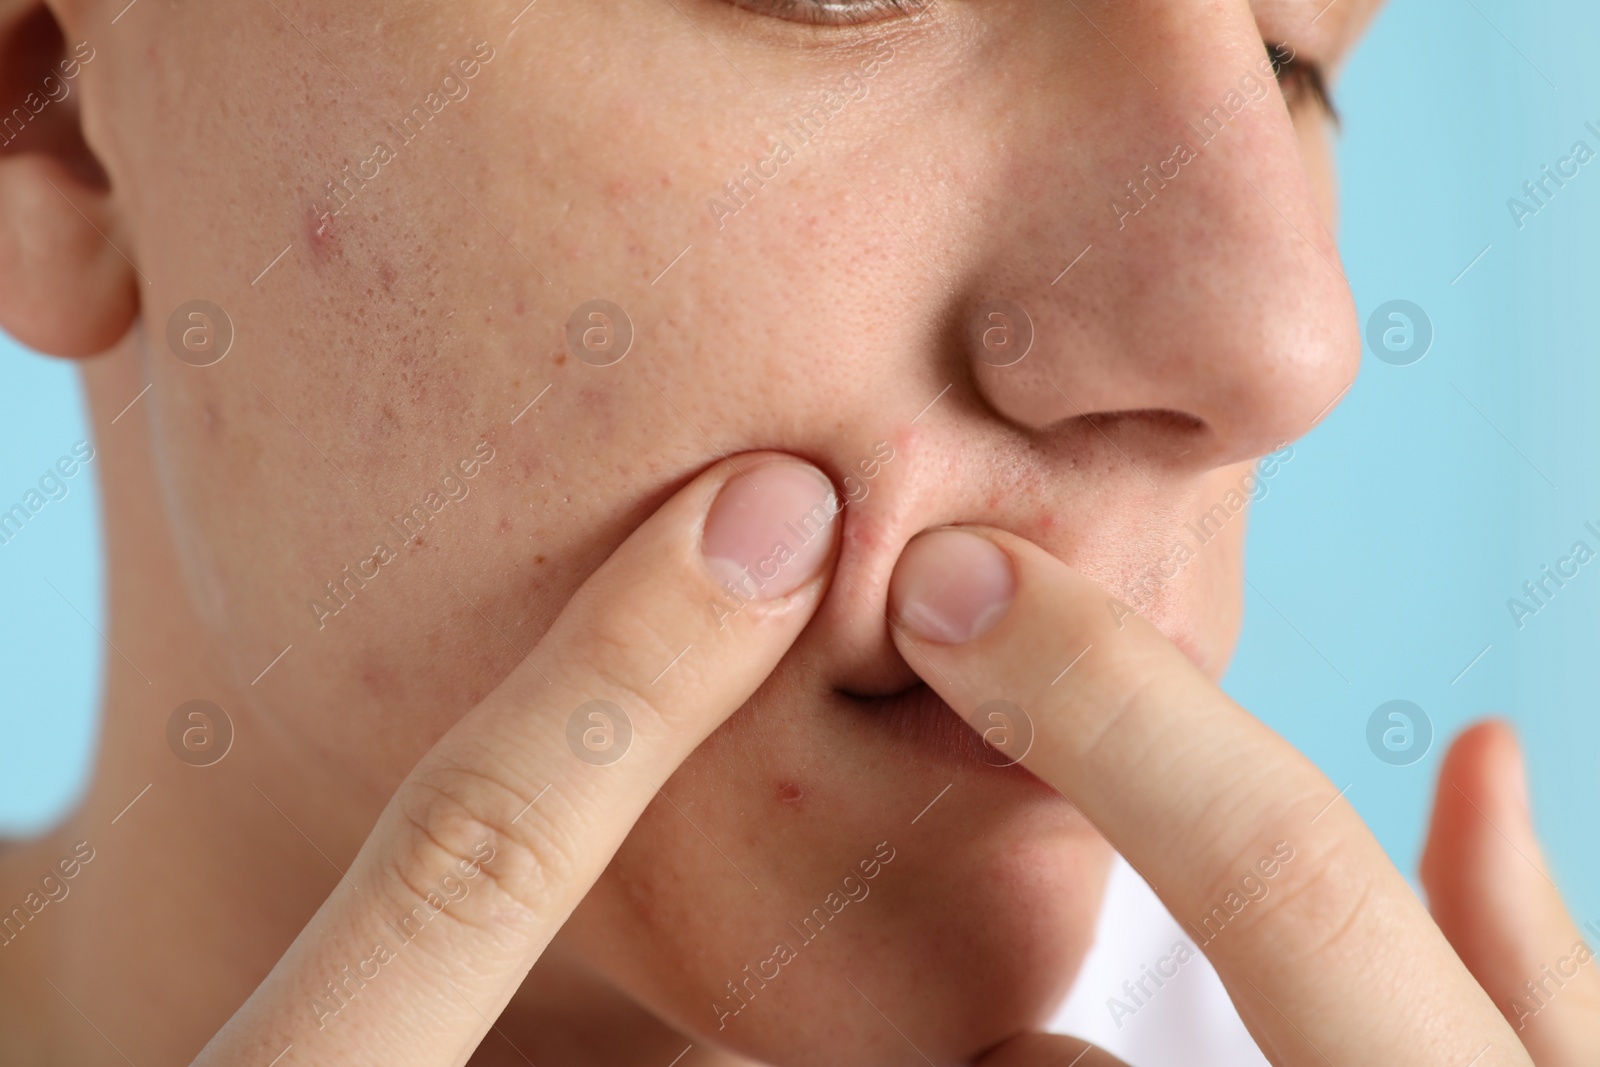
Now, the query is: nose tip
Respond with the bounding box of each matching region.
[960,44,1362,471]
[965,221,1361,471]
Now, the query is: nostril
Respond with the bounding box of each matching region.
[1079,408,1208,444]
[1085,408,1217,469]
[1020,406,1215,473]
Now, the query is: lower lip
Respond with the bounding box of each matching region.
[840,683,1063,796]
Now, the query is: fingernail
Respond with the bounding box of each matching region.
[890,528,1015,644]
[702,461,839,600]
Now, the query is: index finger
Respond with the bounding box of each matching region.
[887,526,1529,1067]
[195,454,842,1066]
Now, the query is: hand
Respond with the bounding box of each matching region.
[1421,720,1600,1067]
[190,454,841,1066]
[884,526,1539,1066]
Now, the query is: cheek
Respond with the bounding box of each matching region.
[145,362,271,647]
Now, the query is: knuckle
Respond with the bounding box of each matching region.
[1249,829,1379,968]
[1198,818,1380,974]
[562,613,684,732]
[384,758,578,934]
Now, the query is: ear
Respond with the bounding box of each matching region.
[0,2,137,357]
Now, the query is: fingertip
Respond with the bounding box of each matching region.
[888,526,1017,645]
[1422,719,1599,1057]
[700,453,841,603]
[1423,716,1550,979]
[1423,720,1495,898]
[1431,718,1529,846]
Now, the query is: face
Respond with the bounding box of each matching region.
[9,0,1380,1062]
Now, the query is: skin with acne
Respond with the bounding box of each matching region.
[0,0,1381,1064]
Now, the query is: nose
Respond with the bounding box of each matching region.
[802,0,1361,697]
[963,1,1360,471]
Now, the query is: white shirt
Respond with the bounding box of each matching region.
[1048,855,1270,1066]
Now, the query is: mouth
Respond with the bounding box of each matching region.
[838,682,1063,798]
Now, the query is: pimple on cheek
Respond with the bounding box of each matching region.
[513,451,543,481]
[304,201,341,265]
[357,650,405,702]
[775,780,805,807]
[578,386,611,413]
[603,175,634,201]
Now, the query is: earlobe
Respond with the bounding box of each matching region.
[0,2,138,358]
[0,152,138,356]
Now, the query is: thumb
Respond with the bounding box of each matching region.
[1422,719,1600,1066]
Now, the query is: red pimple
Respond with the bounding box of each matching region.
[306,201,340,264]
[775,781,805,805]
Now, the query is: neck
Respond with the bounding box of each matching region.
[0,340,756,1067]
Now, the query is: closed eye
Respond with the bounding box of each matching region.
[722,1,1340,126]
[722,0,933,26]
[1269,43,1339,124]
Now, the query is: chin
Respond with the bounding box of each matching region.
[562,666,1114,1066]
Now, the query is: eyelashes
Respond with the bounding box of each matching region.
[723,4,1338,122]
[723,0,933,25]
[1268,43,1339,124]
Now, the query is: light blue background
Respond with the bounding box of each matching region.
[2,1,1598,925]
[1227,0,1600,923]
